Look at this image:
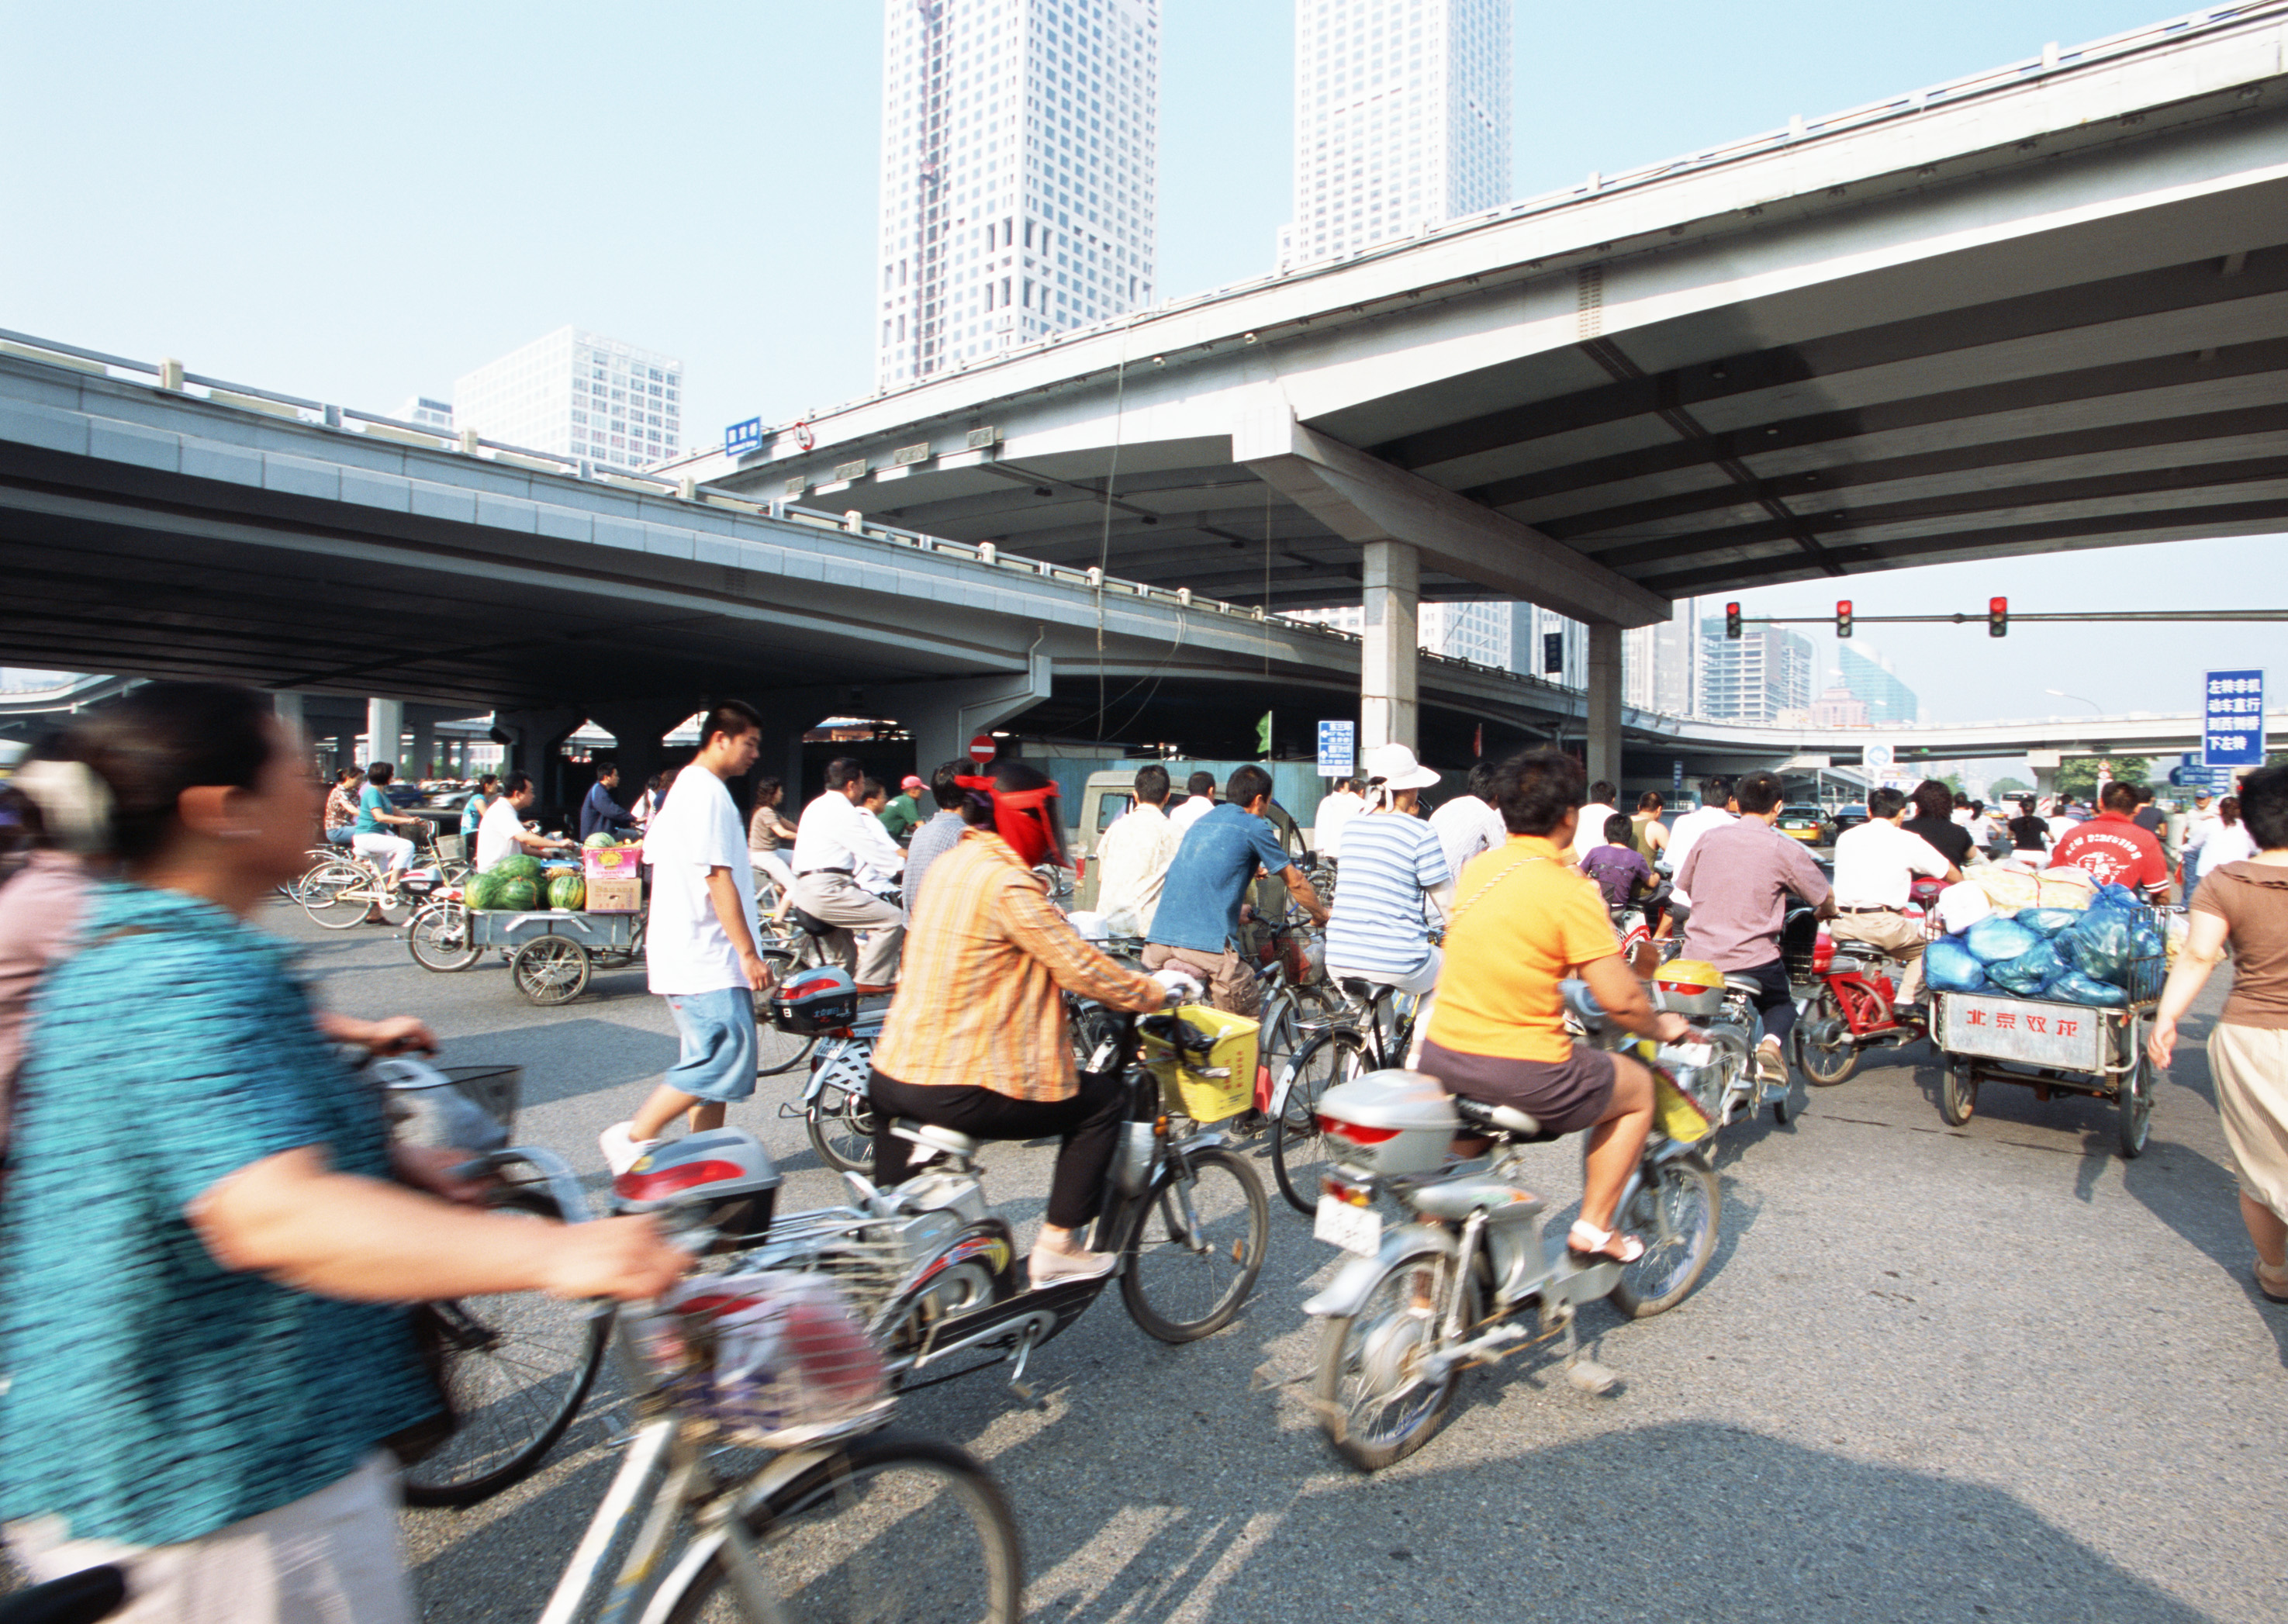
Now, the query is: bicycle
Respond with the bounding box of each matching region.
[1267,974,1424,1214]
[300,821,459,931]
[454,1149,1024,1622]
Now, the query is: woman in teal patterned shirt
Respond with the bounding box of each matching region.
[0,684,685,1624]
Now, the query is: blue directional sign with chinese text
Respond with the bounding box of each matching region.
[2202,669,2266,769]
[725,416,764,458]
[1317,719,1356,777]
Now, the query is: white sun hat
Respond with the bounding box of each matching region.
[1360,741,1441,793]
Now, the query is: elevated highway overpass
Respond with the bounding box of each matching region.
[689,2,2288,786]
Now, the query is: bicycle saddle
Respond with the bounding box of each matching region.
[789,905,836,937]
[1448,1094,1555,1141]
[890,1120,982,1162]
[1723,974,1768,997]
[1338,976,1388,1003]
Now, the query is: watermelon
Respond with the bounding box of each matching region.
[492,852,543,883]
[548,874,586,910]
[583,832,618,848]
[464,870,506,910]
[497,877,539,912]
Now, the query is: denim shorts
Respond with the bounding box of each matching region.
[664,986,759,1104]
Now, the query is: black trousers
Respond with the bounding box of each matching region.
[1733,959,1797,1047]
[869,1067,1125,1232]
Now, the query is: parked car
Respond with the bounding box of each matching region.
[1830,803,1872,838]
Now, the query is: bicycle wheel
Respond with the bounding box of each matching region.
[407,902,482,972]
[1606,1153,1720,1319]
[1312,1249,1476,1472]
[658,1431,1022,1624]
[1270,1026,1368,1215]
[759,1029,821,1078]
[300,862,373,929]
[511,936,591,1005]
[400,1187,610,1508]
[1120,1144,1268,1342]
[806,1082,880,1176]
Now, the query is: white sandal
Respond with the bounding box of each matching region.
[1567,1220,1644,1265]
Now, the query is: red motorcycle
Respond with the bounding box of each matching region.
[1789,879,1944,1087]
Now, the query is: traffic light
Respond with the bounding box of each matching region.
[1725,602,1743,640]
[1989,596,2008,638]
[1836,599,1854,638]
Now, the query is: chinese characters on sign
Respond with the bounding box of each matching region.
[1316,720,1357,778]
[2202,669,2266,769]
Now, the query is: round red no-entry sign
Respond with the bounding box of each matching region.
[969,734,996,762]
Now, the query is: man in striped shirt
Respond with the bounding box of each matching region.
[1325,743,1454,1000]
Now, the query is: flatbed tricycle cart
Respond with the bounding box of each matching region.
[467,907,645,1006]
[1929,910,2166,1159]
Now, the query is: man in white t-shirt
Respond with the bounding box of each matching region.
[1657,776,1737,940]
[1827,786,1961,1003]
[1427,762,1507,881]
[475,773,573,872]
[1093,762,1182,936]
[1570,779,1621,861]
[790,758,908,991]
[1311,777,1365,862]
[600,703,769,1176]
[1167,770,1218,838]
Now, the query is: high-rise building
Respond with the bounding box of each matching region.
[1281,0,1511,268]
[391,396,454,432]
[451,327,683,470]
[1623,599,1702,717]
[1287,598,1585,686]
[1699,620,1815,724]
[1837,644,1920,724]
[875,0,1158,390]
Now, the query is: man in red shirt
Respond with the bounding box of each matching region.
[2051,781,2175,900]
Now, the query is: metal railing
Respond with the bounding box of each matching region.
[0,327,1609,704]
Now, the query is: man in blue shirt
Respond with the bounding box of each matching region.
[1143,763,1327,1015]
[580,762,641,842]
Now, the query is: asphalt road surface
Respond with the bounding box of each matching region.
[14,898,2288,1622]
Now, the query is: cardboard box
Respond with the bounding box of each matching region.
[582,843,644,880]
[585,875,643,914]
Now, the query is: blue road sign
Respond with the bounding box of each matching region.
[2202,669,2266,769]
[725,416,765,458]
[1317,719,1356,777]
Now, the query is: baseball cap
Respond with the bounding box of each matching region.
[900,775,925,791]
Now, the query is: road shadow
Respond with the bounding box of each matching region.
[430,1018,675,1110]
[995,1419,2219,1623]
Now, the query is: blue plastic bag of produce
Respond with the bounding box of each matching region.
[2094,882,2141,912]
[1965,916,2039,964]
[1925,937,1989,993]
[1988,942,2065,997]
[2061,910,2135,986]
[2016,907,2081,939]
[2044,969,2127,1007]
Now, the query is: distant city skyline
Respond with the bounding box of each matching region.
[451,327,683,471]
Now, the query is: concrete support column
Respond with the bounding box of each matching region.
[1360,540,1419,752]
[271,690,305,734]
[490,708,586,812]
[364,698,403,769]
[881,655,1054,780]
[409,718,437,783]
[588,701,700,804]
[2027,750,2062,801]
[1585,620,1624,793]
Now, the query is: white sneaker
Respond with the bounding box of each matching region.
[1028,1244,1119,1289]
[600,1121,659,1177]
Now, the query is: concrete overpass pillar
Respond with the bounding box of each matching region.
[271,690,305,735]
[882,655,1054,778]
[1585,621,1623,793]
[490,708,585,811]
[1361,541,1419,752]
[2027,750,2062,802]
[588,701,699,802]
[409,717,437,782]
[364,699,403,769]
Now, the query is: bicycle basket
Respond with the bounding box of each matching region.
[1140,1006,1259,1123]
[1279,928,1326,987]
[635,1272,892,1449]
[373,1056,518,1152]
[434,832,467,866]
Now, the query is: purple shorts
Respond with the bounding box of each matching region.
[1416,1039,1618,1137]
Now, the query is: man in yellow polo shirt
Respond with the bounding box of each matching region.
[1422,749,1694,1263]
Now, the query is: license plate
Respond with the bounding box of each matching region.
[1315,1194,1382,1256]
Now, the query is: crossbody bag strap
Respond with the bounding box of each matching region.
[1445,852,1557,929]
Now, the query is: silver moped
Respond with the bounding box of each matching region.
[1298,981,1722,1470]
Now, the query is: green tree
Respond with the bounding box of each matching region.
[2055,756,2150,800]
[1989,776,2032,796]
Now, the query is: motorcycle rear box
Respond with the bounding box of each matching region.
[771,966,860,1035]
[1316,1068,1459,1177]
[612,1128,783,1246]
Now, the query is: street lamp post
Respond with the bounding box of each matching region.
[2044,688,2102,715]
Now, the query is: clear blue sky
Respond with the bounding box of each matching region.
[3,1,2275,722]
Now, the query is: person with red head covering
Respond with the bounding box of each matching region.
[867,758,1192,1286]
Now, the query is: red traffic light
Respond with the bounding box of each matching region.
[1837,599,1854,638]
[1989,596,2008,638]
[1725,602,1743,640]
